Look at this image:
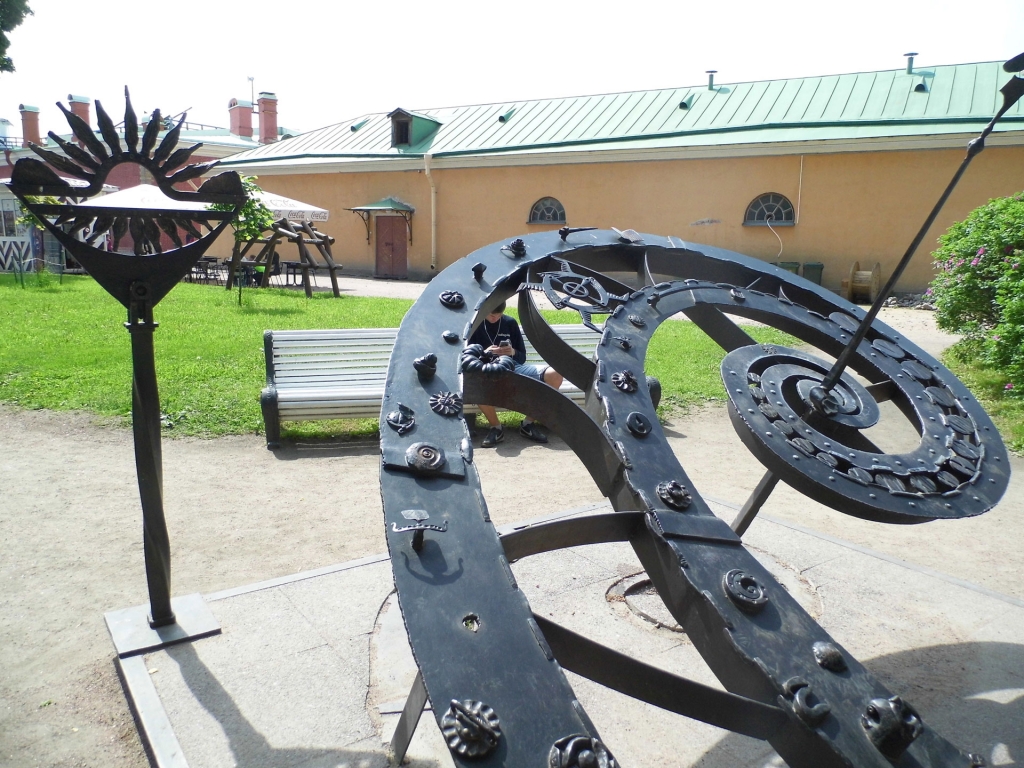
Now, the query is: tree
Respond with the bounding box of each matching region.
[1,0,33,74]
[210,175,275,242]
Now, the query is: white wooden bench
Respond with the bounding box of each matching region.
[260,325,600,448]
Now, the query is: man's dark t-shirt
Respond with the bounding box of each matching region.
[468,315,527,365]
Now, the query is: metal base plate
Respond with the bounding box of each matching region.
[104,593,221,658]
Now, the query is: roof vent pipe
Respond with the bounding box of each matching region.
[904,52,918,74]
[706,70,717,90]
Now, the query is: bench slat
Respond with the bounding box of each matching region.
[262,324,598,439]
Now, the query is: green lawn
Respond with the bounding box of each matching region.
[0,274,795,439]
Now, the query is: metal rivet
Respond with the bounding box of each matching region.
[657,480,693,510]
[723,569,768,613]
[626,411,652,437]
[861,696,922,760]
[385,404,415,435]
[441,700,501,759]
[406,442,447,473]
[812,641,847,672]
[549,736,618,768]
[429,391,463,416]
[439,290,465,308]
[612,370,640,393]
[414,353,438,380]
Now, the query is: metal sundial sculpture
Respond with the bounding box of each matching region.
[379,56,1023,767]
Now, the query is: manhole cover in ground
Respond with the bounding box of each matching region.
[607,546,821,634]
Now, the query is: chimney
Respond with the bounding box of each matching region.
[68,94,92,127]
[706,70,717,90]
[904,52,918,75]
[19,104,41,146]
[257,92,278,144]
[229,98,254,138]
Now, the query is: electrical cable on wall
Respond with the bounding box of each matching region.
[766,214,784,259]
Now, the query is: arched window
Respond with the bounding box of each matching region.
[744,193,795,226]
[528,197,566,224]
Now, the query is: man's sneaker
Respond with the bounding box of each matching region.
[519,421,548,443]
[482,426,504,448]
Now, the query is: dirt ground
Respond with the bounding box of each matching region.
[0,299,974,768]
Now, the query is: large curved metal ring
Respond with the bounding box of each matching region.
[379,229,1000,767]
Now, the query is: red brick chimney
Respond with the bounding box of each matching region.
[257,92,277,144]
[229,98,253,138]
[19,104,40,146]
[68,94,91,127]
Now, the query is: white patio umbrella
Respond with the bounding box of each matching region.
[86,184,330,222]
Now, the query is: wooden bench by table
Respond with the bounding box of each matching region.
[260,325,600,448]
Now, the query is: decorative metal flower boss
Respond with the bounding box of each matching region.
[6,89,245,648]
[380,59,1024,768]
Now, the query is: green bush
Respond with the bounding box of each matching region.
[930,192,1024,395]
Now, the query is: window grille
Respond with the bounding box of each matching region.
[744,193,795,226]
[528,197,566,223]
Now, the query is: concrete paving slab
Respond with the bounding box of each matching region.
[118,504,1024,768]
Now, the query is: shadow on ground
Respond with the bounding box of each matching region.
[693,641,1024,767]
[163,643,443,768]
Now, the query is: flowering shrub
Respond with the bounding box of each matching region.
[986,259,1024,388]
[929,192,1024,394]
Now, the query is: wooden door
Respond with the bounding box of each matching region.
[375,216,407,279]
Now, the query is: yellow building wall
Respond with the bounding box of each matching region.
[227,144,1024,292]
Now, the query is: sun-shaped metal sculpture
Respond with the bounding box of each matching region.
[5,89,246,641]
[7,87,244,308]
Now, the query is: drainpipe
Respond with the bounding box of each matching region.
[424,153,438,270]
[796,155,804,224]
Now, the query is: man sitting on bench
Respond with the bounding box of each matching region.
[468,301,563,448]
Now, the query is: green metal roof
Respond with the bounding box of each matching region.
[348,197,414,212]
[222,61,1024,169]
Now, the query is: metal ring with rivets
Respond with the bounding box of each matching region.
[379,229,1004,766]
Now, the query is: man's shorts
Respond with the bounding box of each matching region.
[513,362,546,381]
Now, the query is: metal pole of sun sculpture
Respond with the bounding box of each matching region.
[377,58,1021,768]
[6,89,246,633]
